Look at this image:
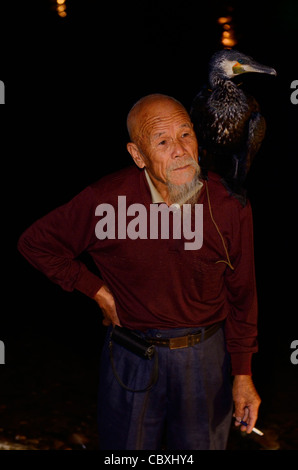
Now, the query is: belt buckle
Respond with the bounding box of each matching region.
[169,335,189,350]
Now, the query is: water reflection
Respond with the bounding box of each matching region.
[217,7,237,48]
[51,0,67,18]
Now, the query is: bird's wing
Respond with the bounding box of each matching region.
[190,86,212,148]
[190,86,221,172]
[246,96,267,173]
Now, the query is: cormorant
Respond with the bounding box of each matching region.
[190,49,276,204]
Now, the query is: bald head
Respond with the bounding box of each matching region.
[127,94,189,145]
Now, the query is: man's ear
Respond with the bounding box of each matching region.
[126,142,146,169]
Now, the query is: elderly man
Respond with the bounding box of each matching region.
[18,94,260,450]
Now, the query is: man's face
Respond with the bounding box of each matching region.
[137,101,199,187]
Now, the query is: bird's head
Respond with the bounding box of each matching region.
[209,49,277,87]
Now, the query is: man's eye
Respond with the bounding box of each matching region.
[158,140,167,146]
[182,132,190,138]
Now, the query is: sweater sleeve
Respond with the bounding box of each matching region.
[17,186,104,298]
[224,201,258,376]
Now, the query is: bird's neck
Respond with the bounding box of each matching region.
[209,73,237,91]
[208,77,248,116]
[209,76,245,101]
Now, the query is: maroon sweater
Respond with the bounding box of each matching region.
[18,165,258,375]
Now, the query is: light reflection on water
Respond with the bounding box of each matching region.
[47,1,239,46]
[48,2,238,47]
[57,0,67,18]
[50,0,67,18]
[217,5,238,48]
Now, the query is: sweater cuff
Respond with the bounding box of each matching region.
[230,352,253,376]
[74,265,105,298]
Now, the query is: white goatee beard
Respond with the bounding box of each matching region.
[166,160,203,206]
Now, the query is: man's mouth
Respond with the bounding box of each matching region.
[172,164,191,171]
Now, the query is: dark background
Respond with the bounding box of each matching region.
[1,0,298,452]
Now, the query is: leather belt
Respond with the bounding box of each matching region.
[146,322,222,350]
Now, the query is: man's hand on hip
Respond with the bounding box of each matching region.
[93,285,121,327]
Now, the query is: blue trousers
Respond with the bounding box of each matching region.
[98,326,233,450]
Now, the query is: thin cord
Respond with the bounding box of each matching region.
[205,181,235,271]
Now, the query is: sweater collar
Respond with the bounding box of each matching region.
[144,169,165,204]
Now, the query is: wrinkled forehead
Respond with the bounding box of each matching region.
[138,104,192,141]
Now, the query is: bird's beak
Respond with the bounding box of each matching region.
[233,60,277,76]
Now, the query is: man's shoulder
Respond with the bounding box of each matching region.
[90,165,141,194]
[205,171,248,209]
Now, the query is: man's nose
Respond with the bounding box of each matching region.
[171,139,186,157]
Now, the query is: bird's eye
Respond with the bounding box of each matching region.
[238,59,244,64]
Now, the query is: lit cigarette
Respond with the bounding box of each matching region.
[252,427,264,436]
[238,419,264,436]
